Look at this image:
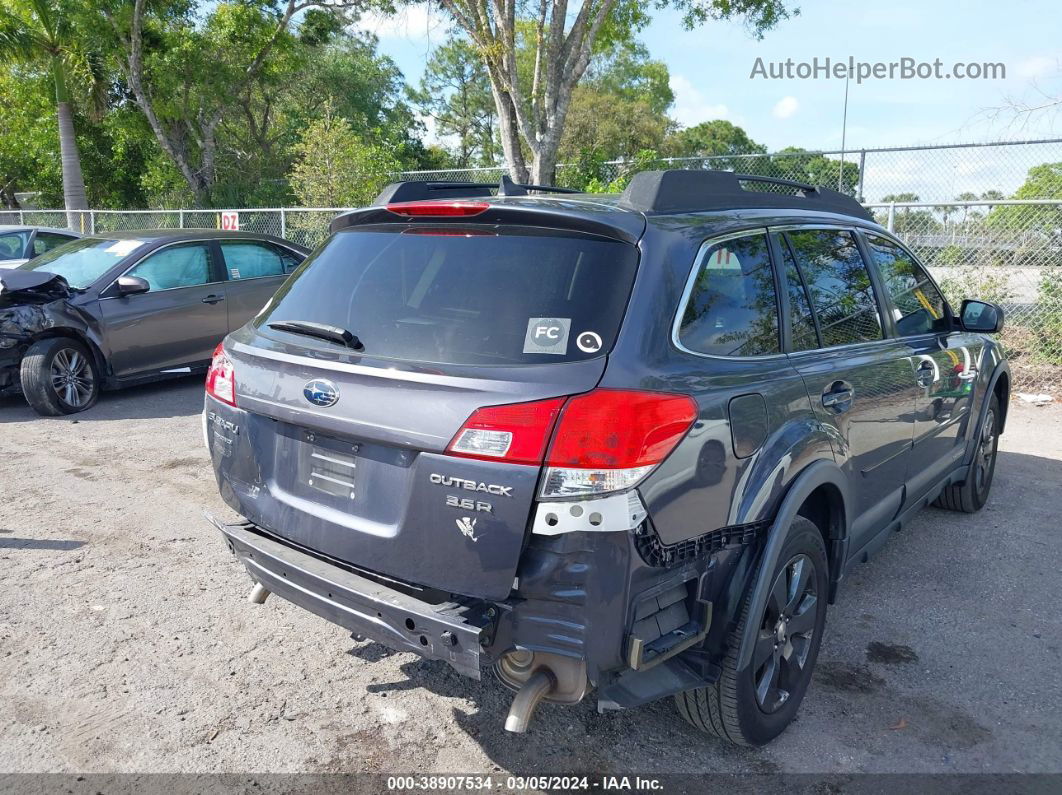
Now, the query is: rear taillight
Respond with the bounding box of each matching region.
[447,397,566,465]
[542,390,697,497]
[205,342,236,406]
[446,389,697,498]
[386,200,490,217]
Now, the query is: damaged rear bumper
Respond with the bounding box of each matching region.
[209,515,490,679]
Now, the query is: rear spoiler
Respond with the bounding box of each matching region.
[329,187,645,245]
[372,175,579,205]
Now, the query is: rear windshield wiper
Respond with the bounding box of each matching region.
[268,320,364,351]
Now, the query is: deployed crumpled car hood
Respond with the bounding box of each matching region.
[0,270,71,303]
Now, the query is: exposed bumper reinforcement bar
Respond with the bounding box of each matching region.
[209,516,488,679]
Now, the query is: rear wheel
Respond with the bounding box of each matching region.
[20,338,100,416]
[675,517,827,745]
[934,394,1000,513]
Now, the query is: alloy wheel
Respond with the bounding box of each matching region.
[751,554,819,714]
[50,348,95,408]
[975,409,996,494]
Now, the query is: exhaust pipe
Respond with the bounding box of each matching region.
[504,669,556,733]
[497,650,588,733]
[247,583,270,604]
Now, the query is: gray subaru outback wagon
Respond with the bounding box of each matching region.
[206,171,1008,745]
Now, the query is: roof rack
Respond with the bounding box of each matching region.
[373,175,580,205]
[619,169,872,221]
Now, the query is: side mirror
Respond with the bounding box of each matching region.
[116,275,150,296]
[959,299,1004,334]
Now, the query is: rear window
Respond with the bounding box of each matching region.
[256,227,639,365]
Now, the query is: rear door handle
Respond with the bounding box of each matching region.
[202,294,225,304]
[821,381,854,413]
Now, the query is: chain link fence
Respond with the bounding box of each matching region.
[0,208,344,250]
[398,138,1062,205]
[867,199,1062,394]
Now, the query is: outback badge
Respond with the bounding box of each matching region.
[303,379,340,407]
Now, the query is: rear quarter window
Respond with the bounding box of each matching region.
[677,233,781,357]
[256,226,639,365]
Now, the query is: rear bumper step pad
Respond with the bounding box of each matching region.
[210,516,488,678]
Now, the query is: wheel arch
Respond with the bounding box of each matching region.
[735,460,850,672]
[963,359,1010,469]
[992,368,1010,434]
[29,328,108,382]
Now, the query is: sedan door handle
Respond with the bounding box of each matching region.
[202,294,225,304]
[821,381,854,413]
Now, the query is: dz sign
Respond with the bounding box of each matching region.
[220,211,239,231]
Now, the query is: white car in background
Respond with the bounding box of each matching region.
[0,225,81,269]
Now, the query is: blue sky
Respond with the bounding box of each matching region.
[356,0,1061,153]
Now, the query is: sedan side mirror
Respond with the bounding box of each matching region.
[116,275,150,296]
[960,299,1004,334]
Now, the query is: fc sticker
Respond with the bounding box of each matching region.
[523,317,570,355]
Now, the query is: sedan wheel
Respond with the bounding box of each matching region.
[50,347,96,409]
[20,338,101,416]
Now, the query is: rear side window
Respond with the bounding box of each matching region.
[33,232,75,256]
[777,235,819,352]
[257,227,638,365]
[785,229,883,347]
[865,234,949,336]
[221,241,298,280]
[677,234,780,357]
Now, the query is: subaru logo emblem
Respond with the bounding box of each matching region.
[303,379,339,407]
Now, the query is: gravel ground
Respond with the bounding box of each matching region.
[1,378,1060,776]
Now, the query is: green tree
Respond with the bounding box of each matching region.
[879,193,939,236]
[412,38,498,168]
[432,0,792,184]
[582,39,673,115]
[954,191,980,226]
[0,65,59,208]
[664,119,766,160]
[985,163,1062,263]
[558,40,674,164]
[100,0,367,206]
[288,108,399,207]
[0,0,98,225]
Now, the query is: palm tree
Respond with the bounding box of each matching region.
[0,0,90,229]
[955,192,980,227]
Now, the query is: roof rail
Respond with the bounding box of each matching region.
[619,169,872,221]
[373,176,581,205]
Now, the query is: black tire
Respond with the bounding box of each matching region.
[675,516,828,746]
[20,338,100,416]
[934,393,1000,513]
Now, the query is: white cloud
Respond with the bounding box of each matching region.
[1014,55,1058,80]
[669,75,730,128]
[772,96,799,120]
[352,6,448,42]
